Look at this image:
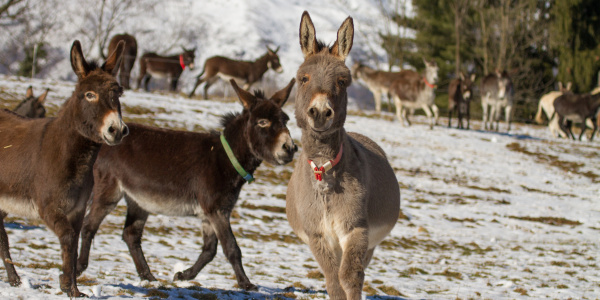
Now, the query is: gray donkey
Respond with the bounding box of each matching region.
[286,11,400,300]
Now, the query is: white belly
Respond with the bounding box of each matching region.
[0,196,39,219]
[122,187,205,218]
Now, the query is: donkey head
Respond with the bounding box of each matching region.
[13,86,48,118]
[459,73,476,101]
[266,46,283,73]
[229,78,297,165]
[494,70,510,100]
[558,81,572,93]
[181,47,196,70]
[295,11,353,135]
[69,40,128,146]
[423,58,439,84]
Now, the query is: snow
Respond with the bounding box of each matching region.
[0,1,599,299]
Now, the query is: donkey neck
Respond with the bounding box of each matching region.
[301,127,345,165]
[250,54,271,77]
[221,114,262,174]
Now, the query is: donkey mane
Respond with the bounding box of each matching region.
[315,40,334,54]
[1,108,27,119]
[220,112,241,128]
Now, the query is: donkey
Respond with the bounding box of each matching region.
[481,70,514,131]
[187,47,283,99]
[286,12,400,300]
[534,82,578,138]
[553,91,600,141]
[448,72,476,129]
[102,33,137,89]
[77,79,297,290]
[389,59,439,129]
[137,47,196,92]
[0,40,128,297]
[351,62,403,113]
[13,85,49,118]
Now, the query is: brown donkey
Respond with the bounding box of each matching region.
[102,33,137,89]
[448,72,476,129]
[286,12,400,300]
[137,47,196,91]
[77,79,297,290]
[187,47,283,99]
[0,40,128,297]
[13,85,49,118]
[351,62,403,113]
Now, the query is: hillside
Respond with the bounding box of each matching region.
[0,74,599,299]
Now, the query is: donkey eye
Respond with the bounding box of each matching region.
[85,92,97,101]
[338,79,346,87]
[300,75,309,84]
[257,119,271,128]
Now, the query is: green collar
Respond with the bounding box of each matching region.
[220,134,254,183]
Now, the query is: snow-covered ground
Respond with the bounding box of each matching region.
[0,74,598,299]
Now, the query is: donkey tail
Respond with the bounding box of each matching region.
[534,100,545,124]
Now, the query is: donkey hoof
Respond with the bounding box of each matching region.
[9,277,21,287]
[240,282,258,291]
[173,271,187,281]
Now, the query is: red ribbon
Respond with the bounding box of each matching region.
[308,143,344,181]
[179,55,186,70]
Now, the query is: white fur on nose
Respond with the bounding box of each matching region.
[272,131,294,164]
[188,63,195,70]
[100,110,124,143]
[308,93,334,129]
[464,91,471,99]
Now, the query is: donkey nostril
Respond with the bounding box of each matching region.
[108,126,116,134]
[308,107,316,116]
[325,109,333,118]
[293,144,298,152]
[122,125,129,137]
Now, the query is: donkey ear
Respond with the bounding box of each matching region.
[470,73,476,82]
[37,88,49,104]
[103,40,125,76]
[230,79,256,109]
[25,86,33,98]
[558,81,563,91]
[459,72,465,81]
[270,78,295,107]
[70,40,90,80]
[332,16,353,60]
[299,11,318,58]
[566,81,572,91]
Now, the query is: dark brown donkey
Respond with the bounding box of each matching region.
[13,85,49,118]
[448,72,476,129]
[101,33,137,89]
[77,79,297,290]
[286,12,400,300]
[137,47,196,92]
[0,40,128,297]
[188,47,283,99]
[553,92,600,141]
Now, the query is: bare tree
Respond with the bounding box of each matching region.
[0,0,25,24]
[450,0,470,76]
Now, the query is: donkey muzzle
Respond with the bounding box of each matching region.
[101,111,128,146]
[307,93,334,132]
[274,132,297,165]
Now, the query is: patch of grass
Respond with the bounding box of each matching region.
[235,228,301,244]
[240,202,286,213]
[307,270,324,279]
[76,275,97,286]
[378,285,405,296]
[550,261,571,267]
[399,267,429,277]
[28,243,49,250]
[254,167,293,185]
[362,281,378,296]
[514,287,528,295]
[434,268,463,280]
[145,288,169,298]
[509,216,582,226]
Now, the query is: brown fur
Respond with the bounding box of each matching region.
[104,34,137,89]
[13,85,48,118]
[188,47,283,99]
[137,47,196,92]
[0,40,127,297]
[77,79,297,291]
[286,12,400,300]
[389,59,439,129]
[553,92,600,141]
[448,73,476,129]
[351,63,404,112]
[480,70,514,131]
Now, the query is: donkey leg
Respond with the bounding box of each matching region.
[505,105,513,132]
[174,219,218,281]
[421,104,434,130]
[578,121,587,141]
[373,91,382,113]
[431,104,439,126]
[448,108,453,128]
[203,77,219,100]
[466,101,471,130]
[170,77,179,92]
[0,211,20,287]
[482,102,489,130]
[142,76,152,92]
[393,97,405,126]
[339,229,369,300]
[307,238,345,299]
[122,197,155,281]
[206,210,256,290]
[78,181,122,276]
[41,208,85,297]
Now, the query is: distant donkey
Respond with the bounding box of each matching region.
[553,91,600,141]
[0,40,128,297]
[389,59,439,129]
[137,47,196,92]
[351,62,403,112]
[481,70,514,131]
[77,79,297,290]
[102,33,137,89]
[188,47,283,99]
[448,73,476,129]
[534,82,578,138]
[13,85,49,118]
[286,12,400,300]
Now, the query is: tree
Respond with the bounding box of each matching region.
[0,0,25,25]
